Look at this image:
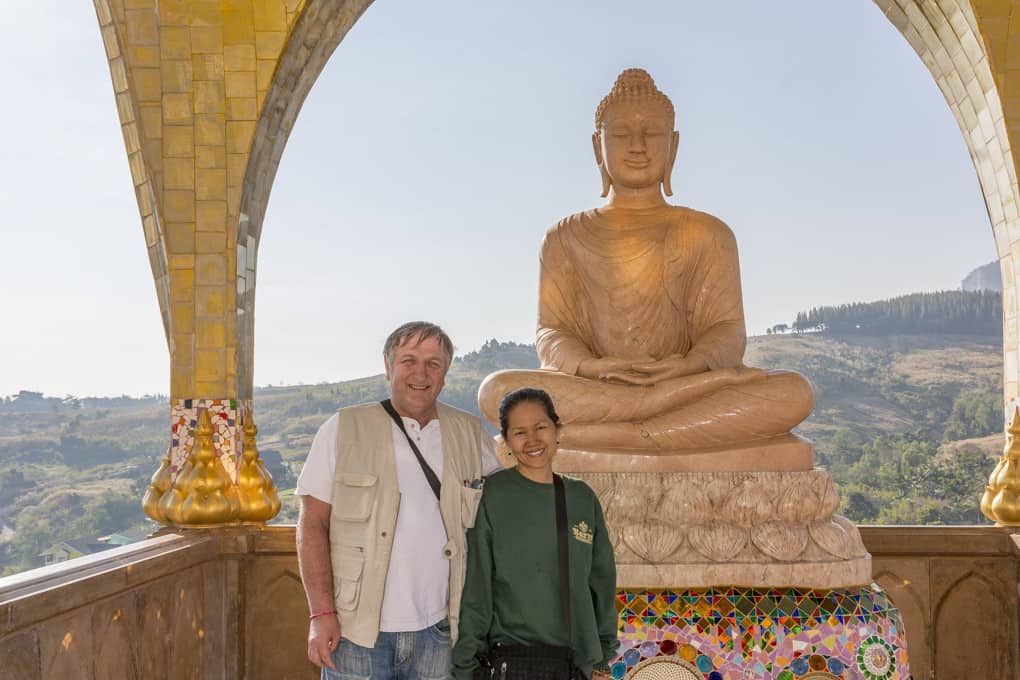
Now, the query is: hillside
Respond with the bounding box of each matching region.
[747,333,1001,442]
[0,332,1003,575]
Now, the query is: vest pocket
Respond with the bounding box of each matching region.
[335,472,378,522]
[334,548,365,611]
[460,486,483,528]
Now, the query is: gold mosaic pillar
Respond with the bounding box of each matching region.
[968,0,1020,406]
[875,1,1018,397]
[873,0,1020,516]
[94,0,373,525]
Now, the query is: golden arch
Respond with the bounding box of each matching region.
[92,0,1020,521]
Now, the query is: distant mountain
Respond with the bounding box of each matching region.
[962,261,1002,292]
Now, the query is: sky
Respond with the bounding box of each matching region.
[0,1,996,397]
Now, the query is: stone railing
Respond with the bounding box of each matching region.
[864,525,1020,680]
[0,527,309,680]
[1,526,1016,679]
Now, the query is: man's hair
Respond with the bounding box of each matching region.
[383,321,454,366]
[498,387,561,440]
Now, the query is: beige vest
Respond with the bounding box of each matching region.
[329,401,485,648]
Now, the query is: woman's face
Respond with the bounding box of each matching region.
[505,400,558,476]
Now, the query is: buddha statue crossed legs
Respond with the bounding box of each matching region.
[479,69,814,454]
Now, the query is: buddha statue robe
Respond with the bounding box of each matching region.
[479,206,814,452]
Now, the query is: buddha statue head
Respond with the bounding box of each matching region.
[593,69,680,198]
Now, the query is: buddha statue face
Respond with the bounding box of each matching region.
[592,69,679,198]
[597,101,673,191]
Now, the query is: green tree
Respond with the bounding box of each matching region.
[943,391,1002,440]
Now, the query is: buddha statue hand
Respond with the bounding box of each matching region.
[577,356,654,382]
[604,353,711,385]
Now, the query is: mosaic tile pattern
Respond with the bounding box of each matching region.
[611,585,909,679]
[169,398,251,481]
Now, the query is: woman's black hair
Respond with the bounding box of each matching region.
[498,387,561,439]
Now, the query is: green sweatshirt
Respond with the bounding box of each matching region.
[452,468,618,679]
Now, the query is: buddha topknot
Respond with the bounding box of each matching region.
[595,68,675,130]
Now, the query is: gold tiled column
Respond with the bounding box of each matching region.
[235,0,374,397]
[94,0,373,525]
[970,0,1020,400]
[971,0,1020,522]
[875,0,1020,398]
[874,0,1020,514]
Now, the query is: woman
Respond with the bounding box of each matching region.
[452,388,617,679]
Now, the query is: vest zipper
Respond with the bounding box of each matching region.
[499,661,507,680]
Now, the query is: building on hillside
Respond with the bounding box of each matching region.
[37,538,106,566]
[97,528,150,546]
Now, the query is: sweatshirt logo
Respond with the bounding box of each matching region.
[572,521,593,544]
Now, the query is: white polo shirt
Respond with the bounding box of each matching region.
[297,411,502,632]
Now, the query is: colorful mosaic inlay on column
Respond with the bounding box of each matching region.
[610,584,908,679]
[169,398,252,480]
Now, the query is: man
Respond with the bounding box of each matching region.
[297,321,503,679]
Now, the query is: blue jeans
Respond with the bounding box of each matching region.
[323,619,452,680]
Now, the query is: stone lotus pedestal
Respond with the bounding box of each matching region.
[555,444,911,680]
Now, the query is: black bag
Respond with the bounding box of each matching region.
[473,643,583,680]
[472,475,585,680]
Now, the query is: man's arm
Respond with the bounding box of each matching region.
[297,495,340,670]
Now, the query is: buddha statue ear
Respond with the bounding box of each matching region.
[662,130,679,196]
[592,132,611,197]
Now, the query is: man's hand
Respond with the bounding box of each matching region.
[590,670,612,680]
[298,495,339,670]
[307,615,341,669]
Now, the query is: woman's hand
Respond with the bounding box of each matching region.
[590,670,612,680]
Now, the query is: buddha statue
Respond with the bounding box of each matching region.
[479,69,815,454]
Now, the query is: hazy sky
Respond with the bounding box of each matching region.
[0,1,995,397]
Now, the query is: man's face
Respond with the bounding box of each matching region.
[599,101,673,191]
[385,334,449,420]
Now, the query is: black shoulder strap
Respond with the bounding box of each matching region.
[380,399,441,501]
[553,474,572,648]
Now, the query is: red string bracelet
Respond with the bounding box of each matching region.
[309,609,337,620]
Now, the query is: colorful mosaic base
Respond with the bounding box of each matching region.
[611,585,909,679]
[169,398,251,481]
